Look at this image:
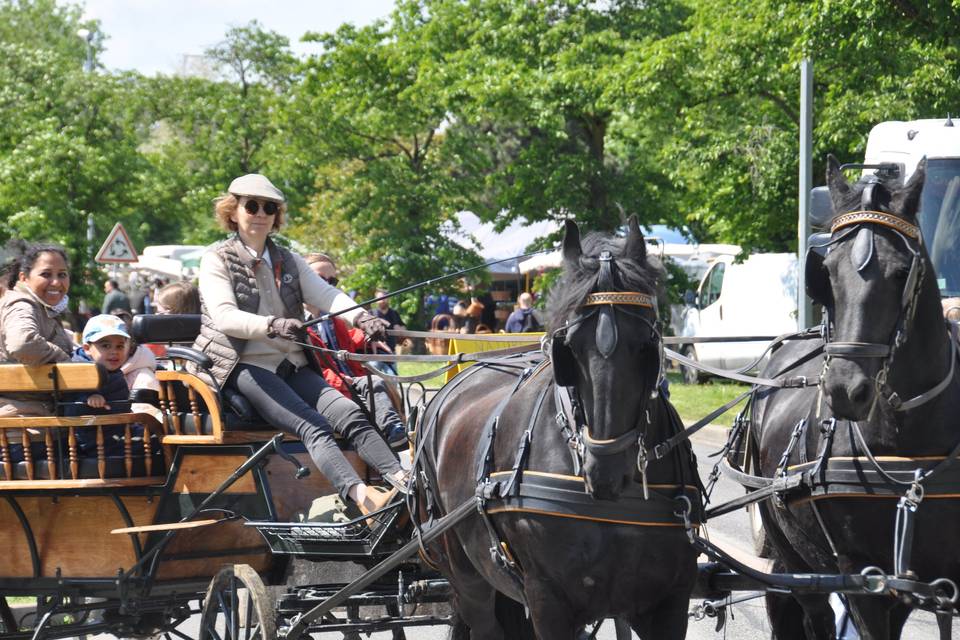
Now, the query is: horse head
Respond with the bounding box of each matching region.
[808,155,928,420]
[549,216,664,499]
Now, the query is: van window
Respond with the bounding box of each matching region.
[700,263,725,308]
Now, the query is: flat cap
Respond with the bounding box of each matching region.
[228,174,285,203]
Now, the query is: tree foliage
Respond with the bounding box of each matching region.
[3,0,960,314]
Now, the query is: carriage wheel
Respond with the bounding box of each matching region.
[199,564,275,640]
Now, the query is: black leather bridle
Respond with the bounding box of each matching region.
[807,208,956,411]
[549,250,664,460]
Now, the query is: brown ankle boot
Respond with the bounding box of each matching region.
[358,486,398,528]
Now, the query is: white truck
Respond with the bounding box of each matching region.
[677,253,798,383]
[811,117,960,297]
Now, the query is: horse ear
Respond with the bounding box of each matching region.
[826,154,850,210]
[894,157,926,219]
[623,215,647,261]
[562,219,582,265]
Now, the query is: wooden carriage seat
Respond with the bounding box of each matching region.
[0,362,166,484]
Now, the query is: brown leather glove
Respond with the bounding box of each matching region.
[355,311,390,342]
[267,317,305,341]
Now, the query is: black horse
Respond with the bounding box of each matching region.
[414,218,701,639]
[751,157,960,639]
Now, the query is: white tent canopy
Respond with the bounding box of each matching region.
[448,212,561,271]
[518,243,742,274]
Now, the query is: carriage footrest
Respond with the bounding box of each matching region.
[245,502,402,558]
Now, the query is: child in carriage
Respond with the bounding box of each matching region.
[65,314,158,457]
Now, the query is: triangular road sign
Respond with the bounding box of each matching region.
[95,222,139,264]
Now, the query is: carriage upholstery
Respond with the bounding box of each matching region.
[132,313,289,444]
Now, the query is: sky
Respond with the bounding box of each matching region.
[81,0,397,75]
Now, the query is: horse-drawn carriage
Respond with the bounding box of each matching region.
[3,159,960,640]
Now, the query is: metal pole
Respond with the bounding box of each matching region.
[798,59,814,330]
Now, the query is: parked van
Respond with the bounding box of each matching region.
[677,253,798,382]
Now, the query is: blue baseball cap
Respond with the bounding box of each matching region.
[82,314,131,344]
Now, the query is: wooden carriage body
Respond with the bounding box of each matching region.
[0,344,369,605]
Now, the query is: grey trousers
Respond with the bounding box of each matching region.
[231,363,401,500]
[350,375,403,432]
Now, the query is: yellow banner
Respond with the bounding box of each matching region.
[445,333,544,382]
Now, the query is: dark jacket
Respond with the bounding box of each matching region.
[66,348,131,456]
[505,308,543,333]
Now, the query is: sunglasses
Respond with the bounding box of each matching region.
[243,199,279,216]
[323,276,339,287]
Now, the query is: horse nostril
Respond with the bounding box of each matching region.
[849,379,872,405]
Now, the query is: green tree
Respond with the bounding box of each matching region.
[404,0,690,234]
[285,16,485,325]
[0,1,149,304]
[626,0,960,251]
[134,21,299,245]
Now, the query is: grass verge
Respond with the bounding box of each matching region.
[397,364,749,427]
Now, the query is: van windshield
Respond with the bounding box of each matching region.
[917,158,960,297]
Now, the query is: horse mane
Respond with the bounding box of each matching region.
[546,231,665,331]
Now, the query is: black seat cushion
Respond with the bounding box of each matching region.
[131,314,201,343]
[14,449,165,480]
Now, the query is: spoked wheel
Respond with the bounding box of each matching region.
[199,564,275,640]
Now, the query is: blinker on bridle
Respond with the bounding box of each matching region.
[811,208,954,410]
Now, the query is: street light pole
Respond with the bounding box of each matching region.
[78,28,96,314]
[77,28,94,73]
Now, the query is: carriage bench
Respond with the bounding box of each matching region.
[0,362,166,486]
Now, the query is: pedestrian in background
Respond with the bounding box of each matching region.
[102,279,131,314]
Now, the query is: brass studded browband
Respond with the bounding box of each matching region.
[582,292,655,308]
[831,210,921,239]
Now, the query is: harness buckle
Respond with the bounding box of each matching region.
[887,391,903,410]
[674,495,694,543]
[820,417,836,435]
[901,471,925,512]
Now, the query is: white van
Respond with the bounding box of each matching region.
[678,253,798,382]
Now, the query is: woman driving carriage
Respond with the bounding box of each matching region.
[192,173,406,516]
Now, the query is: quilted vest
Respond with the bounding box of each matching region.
[193,235,304,386]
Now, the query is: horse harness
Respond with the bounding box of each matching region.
[714,205,960,629]
[412,250,703,596]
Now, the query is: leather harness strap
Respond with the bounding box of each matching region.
[486,471,701,527]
